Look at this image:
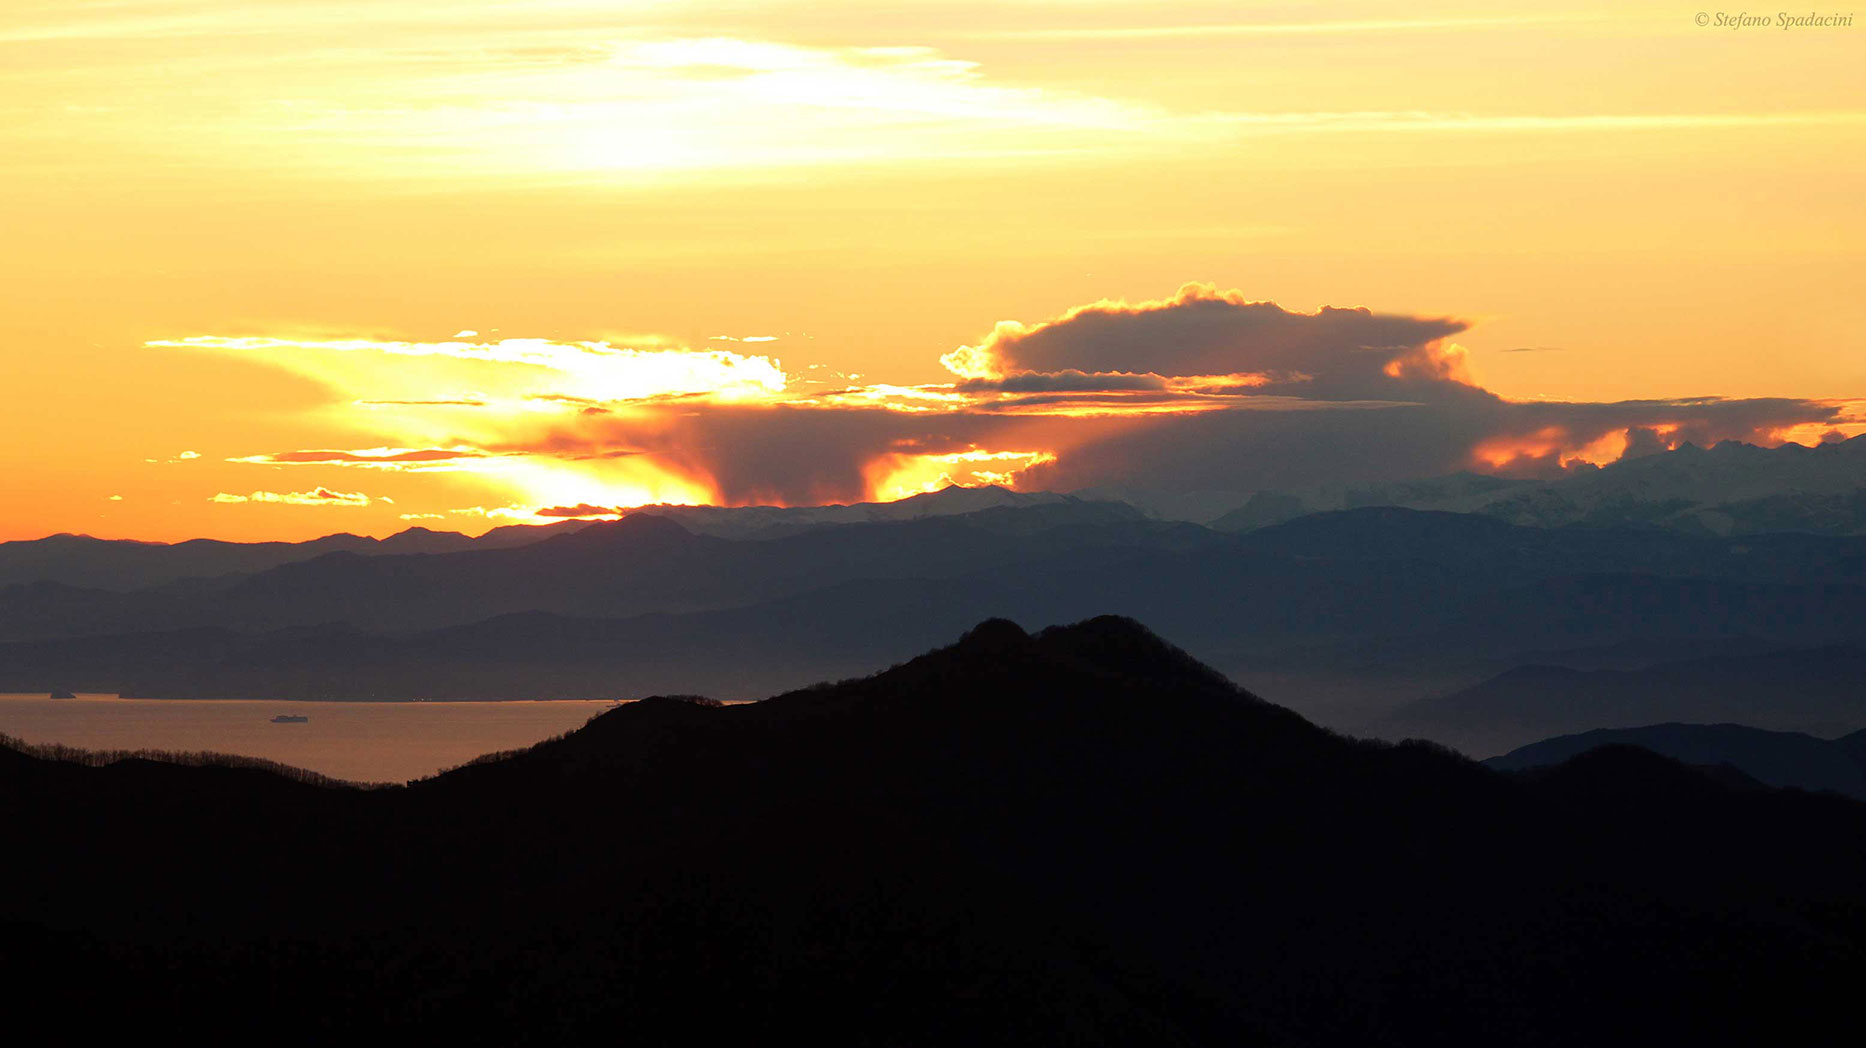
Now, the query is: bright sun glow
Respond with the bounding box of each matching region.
[473,456,718,520]
[151,336,789,403]
[864,449,1057,503]
[7,1,1858,543]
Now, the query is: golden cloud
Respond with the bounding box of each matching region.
[210,487,384,507]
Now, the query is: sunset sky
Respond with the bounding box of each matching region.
[4,0,1862,541]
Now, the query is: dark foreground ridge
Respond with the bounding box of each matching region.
[5,616,1866,1044]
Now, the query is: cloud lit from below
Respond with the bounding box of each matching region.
[865,449,1058,502]
[210,488,384,507]
[151,285,1860,522]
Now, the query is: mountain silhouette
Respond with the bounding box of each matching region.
[1208,434,1866,536]
[625,483,1117,538]
[1489,722,1866,799]
[0,580,1003,699]
[5,617,1866,1044]
[0,485,1113,592]
[3,506,1864,728]
[0,506,1218,642]
[0,519,591,590]
[1391,644,1866,754]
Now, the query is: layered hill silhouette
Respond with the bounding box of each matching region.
[1390,644,1866,755]
[6,617,1866,1044]
[0,519,590,591]
[1488,722,1866,800]
[2,503,1863,727]
[0,484,1092,592]
[624,482,1098,538]
[1207,434,1866,536]
[0,581,1001,699]
[4,453,1862,753]
[0,498,1182,642]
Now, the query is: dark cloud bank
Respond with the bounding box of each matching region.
[510,284,1852,503]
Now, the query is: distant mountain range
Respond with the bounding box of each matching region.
[635,483,1095,538]
[1205,434,1866,536]
[0,484,1094,592]
[0,519,588,591]
[6,436,1859,596]
[1,437,1860,749]
[1389,644,1866,755]
[3,505,1862,709]
[0,502,1195,642]
[1488,722,1866,800]
[7,617,1866,1043]
[1,496,1862,741]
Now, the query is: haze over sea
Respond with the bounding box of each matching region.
[0,694,611,783]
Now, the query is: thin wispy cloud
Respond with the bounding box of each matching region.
[12,2,1860,190]
[0,1,676,44]
[1208,111,1866,134]
[228,447,496,471]
[153,335,790,403]
[209,487,385,506]
[11,21,1157,179]
[971,13,1616,41]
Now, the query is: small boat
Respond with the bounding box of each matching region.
[49,689,76,699]
[270,714,309,724]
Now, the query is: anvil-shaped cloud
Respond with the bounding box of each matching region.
[154,284,1856,520]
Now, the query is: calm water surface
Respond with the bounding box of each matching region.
[0,693,614,783]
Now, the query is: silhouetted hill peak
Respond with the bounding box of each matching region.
[953,616,1030,652]
[544,511,698,549]
[1033,615,1243,694]
[1489,722,1866,799]
[13,616,1866,1044]
[1526,743,1770,800]
[863,615,1257,706]
[467,616,1272,783]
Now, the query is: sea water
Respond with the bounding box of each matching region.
[0,693,615,784]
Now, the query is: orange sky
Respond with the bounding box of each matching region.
[3,1,1862,541]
